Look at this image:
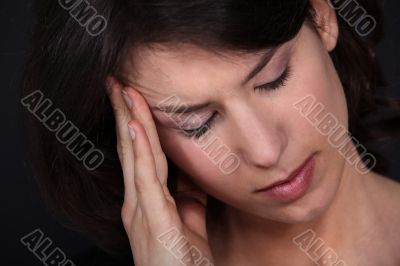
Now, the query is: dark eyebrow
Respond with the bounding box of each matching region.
[153,102,211,114]
[240,47,279,86]
[153,47,279,114]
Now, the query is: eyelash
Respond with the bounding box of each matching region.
[254,65,292,91]
[182,112,218,138]
[182,65,292,139]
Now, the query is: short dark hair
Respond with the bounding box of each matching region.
[19,0,398,257]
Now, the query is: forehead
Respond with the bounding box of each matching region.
[124,43,267,75]
[118,42,289,106]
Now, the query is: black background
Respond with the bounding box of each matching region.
[1,1,399,265]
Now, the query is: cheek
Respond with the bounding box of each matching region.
[158,127,253,209]
[281,41,348,151]
[281,48,349,197]
[287,24,348,131]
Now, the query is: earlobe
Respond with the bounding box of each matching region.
[311,0,339,52]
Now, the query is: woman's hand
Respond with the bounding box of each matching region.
[107,77,214,266]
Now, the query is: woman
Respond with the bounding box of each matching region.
[21,0,400,265]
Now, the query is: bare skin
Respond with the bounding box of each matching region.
[107,0,400,265]
[107,73,400,266]
[209,157,400,266]
[107,78,213,266]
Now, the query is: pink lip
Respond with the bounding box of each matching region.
[254,154,316,201]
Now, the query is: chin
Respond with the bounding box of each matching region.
[251,187,338,224]
[277,188,338,224]
[276,204,328,224]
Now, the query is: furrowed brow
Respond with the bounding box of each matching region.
[153,47,279,114]
[153,102,211,114]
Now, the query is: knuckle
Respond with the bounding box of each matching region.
[133,176,146,193]
[116,145,127,164]
[116,142,125,158]
[154,152,166,163]
[116,142,122,154]
[112,103,130,119]
[121,203,133,227]
[134,174,157,193]
[110,101,123,113]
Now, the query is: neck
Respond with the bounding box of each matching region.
[212,154,381,265]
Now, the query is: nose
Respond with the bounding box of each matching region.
[228,103,286,169]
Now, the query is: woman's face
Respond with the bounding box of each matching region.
[121,20,349,224]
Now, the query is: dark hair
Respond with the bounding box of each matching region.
[19,0,398,257]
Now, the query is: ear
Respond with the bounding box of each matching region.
[310,0,339,52]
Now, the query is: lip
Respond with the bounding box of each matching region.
[254,154,316,201]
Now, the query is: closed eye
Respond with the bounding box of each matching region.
[180,65,292,139]
[181,112,218,138]
[254,65,292,91]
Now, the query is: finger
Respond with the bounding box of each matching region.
[106,76,136,204]
[128,120,170,220]
[124,88,168,183]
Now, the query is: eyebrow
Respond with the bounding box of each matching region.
[153,48,279,114]
[154,102,211,114]
[240,48,279,86]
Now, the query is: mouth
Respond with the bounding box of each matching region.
[254,153,316,202]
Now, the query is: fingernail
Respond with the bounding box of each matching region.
[122,90,133,109]
[128,124,136,140]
